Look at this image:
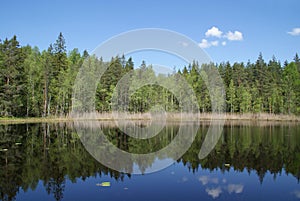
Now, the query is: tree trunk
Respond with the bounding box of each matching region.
[43,79,48,117]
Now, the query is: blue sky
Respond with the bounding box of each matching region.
[0,0,299,66]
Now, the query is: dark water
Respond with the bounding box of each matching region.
[0,121,300,201]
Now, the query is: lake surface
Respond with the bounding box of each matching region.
[0,121,300,201]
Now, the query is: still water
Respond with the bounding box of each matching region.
[0,121,299,201]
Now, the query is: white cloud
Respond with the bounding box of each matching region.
[288,28,300,36]
[199,39,220,48]
[211,40,219,46]
[179,41,189,47]
[225,31,243,41]
[206,187,222,199]
[200,27,243,47]
[205,26,223,38]
[199,39,211,48]
[227,184,244,194]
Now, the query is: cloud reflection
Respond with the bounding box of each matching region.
[227,184,244,194]
[200,175,244,199]
[206,187,222,199]
[199,176,219,185]
[199,176,209,185]
[293,190,300,199]
[181,176,188,182]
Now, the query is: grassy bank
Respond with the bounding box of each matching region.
[0,117,73,124]
[0,112,299,124]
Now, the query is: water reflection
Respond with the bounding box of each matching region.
[206,187,222,199]
[227,184,244,194]
[199,176,219,185]
[293,190,300,199]
[74,120,200,174]
[0,121,299,201]
[199,175,244,198]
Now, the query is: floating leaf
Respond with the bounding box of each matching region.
[96,182,111,187]
[0,149,8,152]
[15,143,22,145]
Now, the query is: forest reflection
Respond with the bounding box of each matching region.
[0,121,299,201]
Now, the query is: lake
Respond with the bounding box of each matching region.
[0,121,299,201]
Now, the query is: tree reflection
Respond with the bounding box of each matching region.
[0,121,299,200]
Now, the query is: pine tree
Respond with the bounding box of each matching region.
[125,57,134,72]
[227,79,236,113]
[52,32,69,115]
[251,81,262,113]
[294,53,300,72]
[0,36,26,116]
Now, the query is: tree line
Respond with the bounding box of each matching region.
[0,33,299,117]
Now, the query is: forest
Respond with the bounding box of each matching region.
[0,33,300,117]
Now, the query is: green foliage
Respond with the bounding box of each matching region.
[0,36,27,116]
[283,62,300,114]
[24,46,43,116]
[0,34,299,116]
[227,79,236,113]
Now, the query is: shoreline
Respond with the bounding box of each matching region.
[0,113,299,124]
